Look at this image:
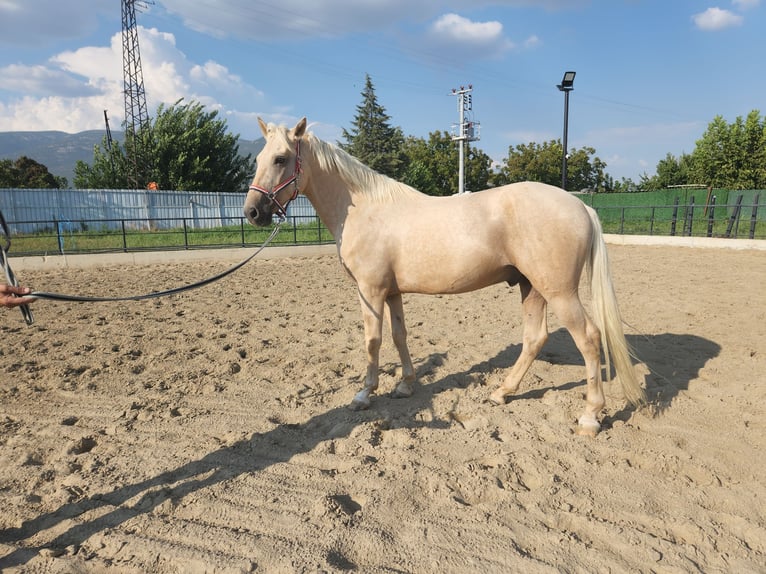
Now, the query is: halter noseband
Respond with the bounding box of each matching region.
[248,140,302,221]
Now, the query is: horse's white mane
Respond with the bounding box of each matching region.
[267,122,422,203]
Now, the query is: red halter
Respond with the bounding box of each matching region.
[248,140,302,221]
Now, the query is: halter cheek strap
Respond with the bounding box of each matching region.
[248,140,302,220]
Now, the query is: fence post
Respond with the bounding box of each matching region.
[183,219,189,249]
[750,193,760,240]
[685,197,695,236]
[670,198,679,236]
[240,217,246,247]
[725,194,743,238]
[649,206,655,236]
[706,195,716,237]
[122,220,128,252]
[55,216,64,254]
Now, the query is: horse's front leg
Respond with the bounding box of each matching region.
[350,288,386,410]
[386,293,416,398]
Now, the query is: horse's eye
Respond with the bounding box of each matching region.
[274,156,286,165]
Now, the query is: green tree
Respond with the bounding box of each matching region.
[0,156,63,188]
[731,110,766,189]
[566,145,607,192]
[401,132,454,195]
[465,145,494,193]
[147,100,253,191]
[689,115,733,188]
[74,137,129,189]
[340,74,407,179]
[74,99,254,191]
[687,111,766,189]
[640,152,694,191]
[496,141,560,187]
[611,177,641,193]
[495,139,607,191]
[400,131,493,195]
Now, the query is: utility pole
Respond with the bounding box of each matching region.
[104,109,115,172]
[103,110,113,152]
[121,0,153,189]
[451,85,480,194]
[556,71,575,191]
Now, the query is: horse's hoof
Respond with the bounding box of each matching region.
[488,391,506,405]
[391,381,413,399]
[576,417,601,437]
[349,389,372,411]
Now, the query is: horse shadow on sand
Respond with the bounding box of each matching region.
[439,328,721,422]
[0,330,719,569]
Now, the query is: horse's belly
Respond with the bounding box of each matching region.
[394,259,520,295]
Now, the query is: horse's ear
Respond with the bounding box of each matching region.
[258,117,269,138]
[293,117,307,139]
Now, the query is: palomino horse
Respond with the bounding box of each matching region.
[244,118,645,435]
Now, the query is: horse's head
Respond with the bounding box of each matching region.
[244,117,307,226]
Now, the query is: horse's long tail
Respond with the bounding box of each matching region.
[584,206,646,407]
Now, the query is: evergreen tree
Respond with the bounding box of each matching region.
[340,74,407,179]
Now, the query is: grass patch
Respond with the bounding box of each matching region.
[9,219,334,257]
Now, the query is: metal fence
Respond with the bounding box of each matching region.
[592,194,764,239]
[1,188,764,257]
[0,188,317,234]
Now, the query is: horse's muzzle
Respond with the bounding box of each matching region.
[244,196,273,227]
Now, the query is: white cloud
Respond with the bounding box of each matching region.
[523,34,541,49]
[0,64,99,98]
[423,13,514,61]
[692,7,743,30]
[0,26,266,134]
[431,13,505,44]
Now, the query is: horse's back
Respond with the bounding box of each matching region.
[340,180,594,296]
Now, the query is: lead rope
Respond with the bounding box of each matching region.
[3,215,283,325]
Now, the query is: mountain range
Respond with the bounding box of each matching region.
[0,130,265,187]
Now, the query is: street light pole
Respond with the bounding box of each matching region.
[557,71,576,191]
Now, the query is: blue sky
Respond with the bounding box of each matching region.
[0,0,762,182]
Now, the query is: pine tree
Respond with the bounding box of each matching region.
[340,74,406,179]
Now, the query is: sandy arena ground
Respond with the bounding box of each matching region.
[1,244,764,573]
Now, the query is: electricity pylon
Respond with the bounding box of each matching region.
[121,0,153,189]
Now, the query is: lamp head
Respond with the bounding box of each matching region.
[557,71,576,91]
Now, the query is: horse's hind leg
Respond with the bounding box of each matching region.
[547,294,605,436]
[386,294,416,398]
[489,280,548,405]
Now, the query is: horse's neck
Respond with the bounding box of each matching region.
[302,167,354,238]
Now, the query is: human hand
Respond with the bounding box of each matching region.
[1,284,35,308]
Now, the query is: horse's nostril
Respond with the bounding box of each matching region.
[246,206,258,222]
